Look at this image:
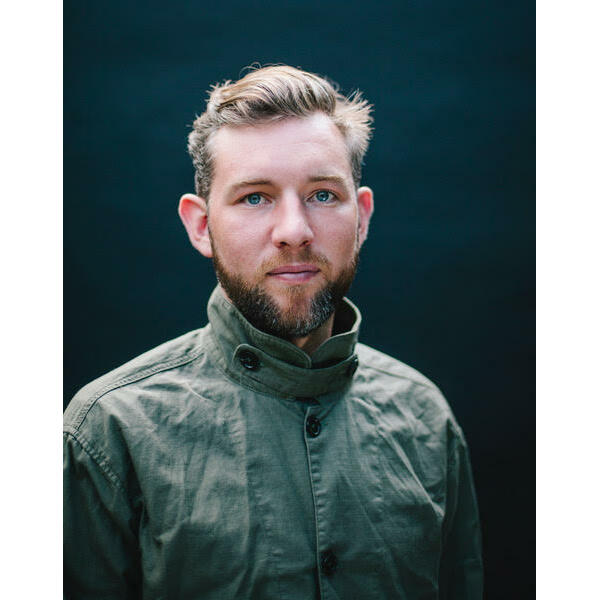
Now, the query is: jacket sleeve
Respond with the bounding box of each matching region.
[63,431,142,599]
[438,425,484,600]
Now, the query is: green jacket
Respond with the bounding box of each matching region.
[64,286,483,599]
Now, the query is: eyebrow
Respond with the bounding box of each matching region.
[227,179,273,195]
[225,174,351,198]
[228,175,349,192]
[307,175,348,186]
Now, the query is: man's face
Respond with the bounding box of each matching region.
[181,113,374,339]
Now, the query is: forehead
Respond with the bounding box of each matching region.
[209,113,352,188]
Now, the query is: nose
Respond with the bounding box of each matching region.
[271,194,314,249]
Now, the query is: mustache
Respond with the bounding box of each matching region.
[259,248,331,273]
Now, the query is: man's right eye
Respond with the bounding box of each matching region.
[243,193,265,206]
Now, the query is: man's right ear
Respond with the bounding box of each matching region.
[178,193,213,258]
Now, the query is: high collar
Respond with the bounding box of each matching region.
[206,286,361,399]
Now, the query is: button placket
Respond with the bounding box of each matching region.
[303,405,339,592]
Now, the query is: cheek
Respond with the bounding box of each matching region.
[211,216,264,265]
[318,215,359,254]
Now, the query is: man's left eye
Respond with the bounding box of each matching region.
[312,190,335,203]
[243,193,264,206]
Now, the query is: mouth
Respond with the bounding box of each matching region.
[267,264,321,283]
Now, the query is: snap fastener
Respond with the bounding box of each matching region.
[346,356,359,377]
[238,349,260,371]
[305,415,321,438]
[320,549,338,576]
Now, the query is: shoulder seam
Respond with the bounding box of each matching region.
[359,361,441,393]
[70,343,207,431]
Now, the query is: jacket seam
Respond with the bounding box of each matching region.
[64,429,127,496]
[71,345,207,431]
[359,362,441,393]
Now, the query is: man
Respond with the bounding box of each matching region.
[64,65,483,599]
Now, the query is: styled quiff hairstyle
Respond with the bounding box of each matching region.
[187,65,373,198]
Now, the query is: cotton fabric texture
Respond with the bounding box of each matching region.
[63,286,483,599]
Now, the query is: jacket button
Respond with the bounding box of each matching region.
[346,356,359,377]
[320,550,338,576]
[238,349,260,371]
[305,415,321,437]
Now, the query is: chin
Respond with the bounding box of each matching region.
[271,282,324,307]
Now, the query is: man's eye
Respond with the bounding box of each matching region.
[312,190,335,203]
[243,193,264,206]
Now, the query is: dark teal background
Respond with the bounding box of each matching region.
[64,1,534,597]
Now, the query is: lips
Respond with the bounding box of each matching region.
[268,264,320,275]
[267,264,321,283]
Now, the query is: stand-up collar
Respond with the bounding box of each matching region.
[206,286,361,398]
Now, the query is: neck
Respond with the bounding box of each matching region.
[288,314,335,356]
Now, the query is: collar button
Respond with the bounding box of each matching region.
[346,356,359,377]
[306,415,321,437]
[238,349,260,371]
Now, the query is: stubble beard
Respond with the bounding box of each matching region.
[211,242,359,340]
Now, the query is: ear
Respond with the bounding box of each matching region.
[356,186,374,247]
[178,193,213,258]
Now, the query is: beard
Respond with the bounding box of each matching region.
[211,244,359,340]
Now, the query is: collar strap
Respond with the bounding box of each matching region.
[206,286,361,398]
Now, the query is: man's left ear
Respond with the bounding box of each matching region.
[357,186,374,247]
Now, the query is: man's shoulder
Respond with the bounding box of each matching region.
[356,342,441,392]
[64,326,212,434]
[355,342,457,427]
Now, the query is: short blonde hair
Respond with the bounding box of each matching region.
[188,65,373,198]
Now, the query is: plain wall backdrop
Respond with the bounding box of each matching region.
[64,1,534,597]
